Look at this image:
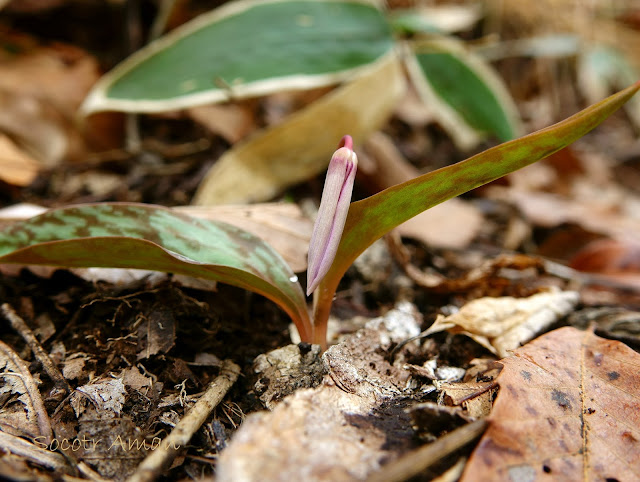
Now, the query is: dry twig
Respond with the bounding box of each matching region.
[126,359,241,482]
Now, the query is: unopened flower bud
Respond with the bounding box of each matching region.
[307,135,358,295]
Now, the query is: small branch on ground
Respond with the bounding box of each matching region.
[126,359,241,482]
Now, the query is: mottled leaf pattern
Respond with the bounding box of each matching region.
[0,203,311,340]
[310,81,640,344]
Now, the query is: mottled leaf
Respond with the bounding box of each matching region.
[310,81,640,344]
[81,0,393,114]
[0,203,312,341]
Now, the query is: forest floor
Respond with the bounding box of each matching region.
[1,1,640,481]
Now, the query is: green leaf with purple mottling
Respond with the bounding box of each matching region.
[0,203,312,341]
[309,81,640,345]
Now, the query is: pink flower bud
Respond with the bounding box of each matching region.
[307,135,358,295]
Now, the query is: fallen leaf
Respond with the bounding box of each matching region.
[70,378,126,418]
[570,238,640,274]
[397,200,483,249]
[0,42,106,164]
[461,327,640,481]
[192,53,405,205]
[0,133,40,186]
[121,366,153,392]
[136,307,176,360]
[488,186,640,243]
[423,290,579,357]
[62,355,89,381]
[188,102,256,144]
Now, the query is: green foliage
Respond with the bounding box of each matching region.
[82,0,394,113]
[310,81,640,345]
[3,84,638,347]
[0,204,312,340]
[81,0,520,144]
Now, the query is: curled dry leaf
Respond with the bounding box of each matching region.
[192,53,405,205]
[461,327,640,481]
[423,289,580,357]
[0,340,52,444]
[0,133,40,186]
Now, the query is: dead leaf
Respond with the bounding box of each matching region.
[121,366,153,392]
[71,378,126,418]
[62,355,89,381]
[397,200,483,250]
[136,308,176,360]
[461,327,640,481]
[0,42,104,165]
[570,238,640,274]
[188,102,256,144]
[192,53,406,205]
[0,340,52,443]
[424,289,579,357]
[0,133,40,186]
[488,186,640,243]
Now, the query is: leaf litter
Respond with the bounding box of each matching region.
[461,326,640,481]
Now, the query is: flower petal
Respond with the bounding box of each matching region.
[307,136,358,295]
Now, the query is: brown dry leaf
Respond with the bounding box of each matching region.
[0,40,114,165]
[192,53,405,205]
[461,326,640,481]
[187,102,256,144]
[397,200,483,250]
[70,378,126,418]
[423,290,579,357]
[61,354,89,381]
[0,340,52,443]
[0,133,40,186]
[136,307,176,361]
[121,366,153,392]
[488,185,640,242]
[570,238,640,276]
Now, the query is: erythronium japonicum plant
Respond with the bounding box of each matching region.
[0,82,639,349]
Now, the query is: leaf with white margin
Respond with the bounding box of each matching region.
[406,36,522,150]
[81,0,393,114]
